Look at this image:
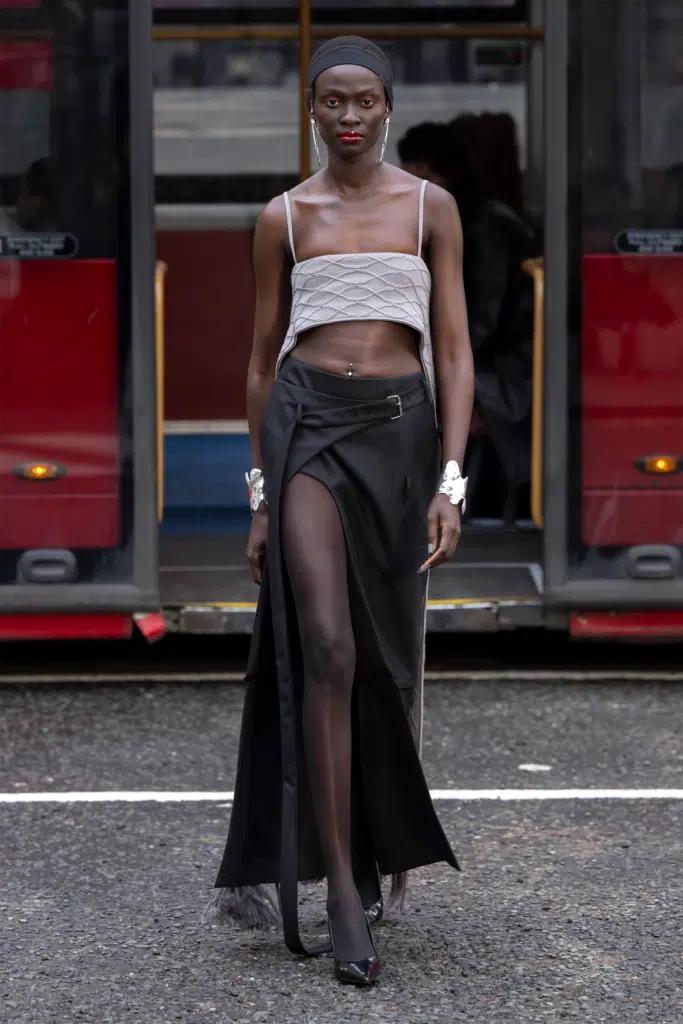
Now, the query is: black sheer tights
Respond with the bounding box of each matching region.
[282,473,377,962]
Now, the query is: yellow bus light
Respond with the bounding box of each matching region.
[636,455,681,475]
[12,462,65,481]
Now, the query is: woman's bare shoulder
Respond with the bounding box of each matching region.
[422,181,461,243]
[256,194,287,232]
[377,166,446,222]
[422,179,458,213]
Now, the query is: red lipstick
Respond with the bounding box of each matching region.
[338,132,363,144]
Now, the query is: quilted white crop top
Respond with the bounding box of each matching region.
[275,178,436,406]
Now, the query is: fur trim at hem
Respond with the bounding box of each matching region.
[201,885,281,930]
[203,873,406,931]
[386,871,408,913]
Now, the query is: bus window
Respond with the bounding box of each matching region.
[154,27,528,204]
[566,0,683,578]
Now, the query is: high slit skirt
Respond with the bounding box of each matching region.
[207,355,460,954]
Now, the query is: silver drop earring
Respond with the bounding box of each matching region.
[310,117,321,167]
[379,118,390,163]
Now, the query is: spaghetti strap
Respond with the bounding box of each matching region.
[283,191,297,262]
[417,179,427,257]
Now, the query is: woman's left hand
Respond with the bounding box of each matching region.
[418,493,462,573]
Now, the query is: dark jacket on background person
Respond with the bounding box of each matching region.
[397,121,537,489]
[460,196,536,486]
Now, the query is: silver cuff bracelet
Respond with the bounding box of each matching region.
[245,468,267,514]
[437,460,467,513]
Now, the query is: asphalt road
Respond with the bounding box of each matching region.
[1,677,682,1024]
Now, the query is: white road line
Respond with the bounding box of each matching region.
[1,789,683,805]
[428,789,683,801]
[1,671,681,685]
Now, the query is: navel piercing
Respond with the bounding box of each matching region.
[347,363,354,376]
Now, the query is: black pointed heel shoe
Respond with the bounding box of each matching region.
[327,916,381,987]
[363,897,384,926]
[357,864,383,926]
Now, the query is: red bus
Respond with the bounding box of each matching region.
[0,0,681,642]
[0,0,158,639]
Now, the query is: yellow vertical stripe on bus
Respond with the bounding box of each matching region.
[155,262,167,523]
[523,257,544,529]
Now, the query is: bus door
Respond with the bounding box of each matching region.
[543,0,683,634]
[154,0,548,634]
[0,0,158,637]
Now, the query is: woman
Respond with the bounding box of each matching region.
[204,37,474,986]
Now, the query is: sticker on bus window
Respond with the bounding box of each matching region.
[614,229,683,255]
[0,232,79,259]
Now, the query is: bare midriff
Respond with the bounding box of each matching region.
[292,319,422,378]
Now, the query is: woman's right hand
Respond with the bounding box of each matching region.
[246,503,268,585]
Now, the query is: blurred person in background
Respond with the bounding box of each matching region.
[477,112,528,223]
[449,112,485,175]
[18,158,55,231]
[451,111,540,250]
[652,163,683,228]
[399,121,536,518]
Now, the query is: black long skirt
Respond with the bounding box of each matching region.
[206,356,460,955]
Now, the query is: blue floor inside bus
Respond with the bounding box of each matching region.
[161,507,253,536]
[160,433,536,536]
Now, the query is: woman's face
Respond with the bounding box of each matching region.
[310,64,388,161]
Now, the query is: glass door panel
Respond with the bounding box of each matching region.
[0,0,157,609]
[544,0,683,605]
[154,34,300,203]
